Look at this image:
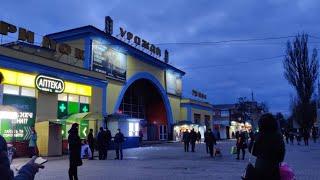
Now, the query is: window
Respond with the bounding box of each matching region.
[194,113,201,124]
[129,122,139,137]
[58,93,68,101]
[221,110,229,117]
[3,84,19,95]
[68,94,79,102]
[21,87,36,97]
[80,96,89,104]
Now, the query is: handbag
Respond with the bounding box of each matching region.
[280,162,295,180]
[230,146,237,154]
[241,142,256,180]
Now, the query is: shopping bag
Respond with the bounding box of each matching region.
[230,146,237,154]
[280,162,295,180]
[241,162,256,180]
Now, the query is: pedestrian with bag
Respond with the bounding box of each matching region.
[236,131,247,160]
[247,113,286,180]
[182,129,190,152]
[68,123,82,180]
[205,129,216,157]
[97,127,107,160]
[87,129,95,160]
[114,128,125,160]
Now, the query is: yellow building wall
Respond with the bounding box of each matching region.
[191,108,213,125]
[168,95,181,123]
[107,81,123,114]
[35,121,49,156]
[126,56,165,87]
[180,107,187,121]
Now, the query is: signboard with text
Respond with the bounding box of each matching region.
[0,95,36,142]
[92,40,127,81]
[166,71,182,96]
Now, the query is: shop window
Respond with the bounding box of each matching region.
[68,94,79,102]
[3,84,19,95]
[80,96,89,104]
[21,87,36,97]
[129,122,139,137]
[58,93,68,101]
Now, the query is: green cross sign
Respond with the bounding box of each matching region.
[59,103,66,112]
[82,105,88,113]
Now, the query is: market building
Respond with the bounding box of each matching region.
[0,17,185,156]
[173,98,213,141]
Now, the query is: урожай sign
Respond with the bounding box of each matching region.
[35,75,64,94]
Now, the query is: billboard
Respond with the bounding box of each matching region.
[166,71,182,96]
[92,40,127,81]
[0,95,36,142]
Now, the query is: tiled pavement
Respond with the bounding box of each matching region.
[11,139,320,180]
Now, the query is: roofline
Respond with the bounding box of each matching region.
[46,25,186,75]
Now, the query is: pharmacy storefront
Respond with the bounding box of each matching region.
[0,66,105,156]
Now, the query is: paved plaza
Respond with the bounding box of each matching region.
[12,140,320,180]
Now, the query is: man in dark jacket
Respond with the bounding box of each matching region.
[249,113,285,180]
[182,129,190,152]
[68,123,82,180]
[114,129,125,160]
[87,129,95,160]
[97,127,107,160]
[236,131,247,160]
[303,128,309,146]
[105,128,112,159]
[190,129,197,152]
[204,129,216,157]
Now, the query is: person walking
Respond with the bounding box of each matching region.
[312,127,318,143]
[28,127,37,158]
[182,129,190,152]
[303,128,310,146]
[190,129,197,152]
[236,131,247,160]
[97,127,107,160]
[68,123,82,180]
[114,129,125,160]
[296,131,302,145]
[284,129,289,144]
[87,129,95,160]
[197,131,201,143]
[249,113,285,180]
[105,128,112,159]
[289,131,294,145]
[205,129,216,157]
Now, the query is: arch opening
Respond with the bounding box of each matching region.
[118,79,168,140]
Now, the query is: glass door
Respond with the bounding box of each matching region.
[159,125,167,140]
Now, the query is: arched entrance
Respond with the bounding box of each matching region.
[114,72,173,141]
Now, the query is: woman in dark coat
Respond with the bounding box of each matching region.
[68,123,82,180]
[250,113,285,180]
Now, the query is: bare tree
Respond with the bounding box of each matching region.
[283,33,318,129]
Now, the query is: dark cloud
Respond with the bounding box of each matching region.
[1,0,319,114]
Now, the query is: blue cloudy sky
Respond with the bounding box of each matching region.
[1,0,320,114]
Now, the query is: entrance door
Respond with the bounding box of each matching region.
[159,125,167,140]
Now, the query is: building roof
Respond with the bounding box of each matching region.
[46,25,185,76]
[212,104,236,110]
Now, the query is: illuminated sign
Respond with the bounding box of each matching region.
[0,21,84,60]
[166,71,182,96]
[35,75,65,94]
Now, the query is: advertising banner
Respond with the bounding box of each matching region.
[0,95,36,142]
[166,71,182,96]
[92,40,127,81]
